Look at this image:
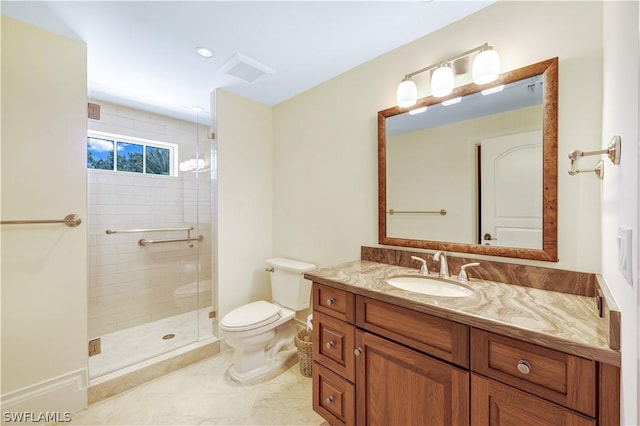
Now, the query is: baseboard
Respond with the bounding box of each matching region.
[1,368,88,422]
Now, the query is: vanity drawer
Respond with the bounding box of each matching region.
[470,328,596,417]
[313,282,355,323]
[313,362,355,426]
[355,296,469,367]
[313,311,355,382]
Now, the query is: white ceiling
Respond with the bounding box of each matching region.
[2,1,494,122]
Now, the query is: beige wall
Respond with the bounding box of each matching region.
[215,90,274,320]
[273,1,603,272]
[1,16,88,413]
[601,2,639,425]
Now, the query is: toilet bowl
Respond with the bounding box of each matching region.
[220,258,315,384]
[172,280,211,312]
[220,301,297,383]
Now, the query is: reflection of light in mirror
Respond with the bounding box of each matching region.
[409,106,428,115]
[481,85,505,96]
[179,158,205,172]
[441,97,462,106]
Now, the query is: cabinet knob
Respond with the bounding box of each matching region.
[325,396,334,405]
[354,347,363,356]
[325,341,335,350]
[326,298,336,306]
[517,360,532,375]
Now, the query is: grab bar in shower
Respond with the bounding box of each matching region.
[387,209,447,216]
[105,226,193,234]
[1,214,82,227]
[139,235,204,247]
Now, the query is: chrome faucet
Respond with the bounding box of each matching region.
[457,262,480,282]
[410,256,429,275]
[432,251,450,278]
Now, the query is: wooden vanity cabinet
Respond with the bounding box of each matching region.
[311,282,619,426]
[312,283,470,426]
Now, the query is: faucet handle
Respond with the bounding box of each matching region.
[458,263,480,282]
[410,256,429,275]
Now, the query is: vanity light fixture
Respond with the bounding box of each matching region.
[395,43,500,107]
[431,64,455,97]
[472,45,501,84]
[397,77,418,108]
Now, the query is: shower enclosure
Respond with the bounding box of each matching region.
[86,105,215,379]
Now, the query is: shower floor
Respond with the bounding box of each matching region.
[89,308,214,379]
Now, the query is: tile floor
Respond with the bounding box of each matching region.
[59,350,327,426]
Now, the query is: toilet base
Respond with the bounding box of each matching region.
[228,346,297,384]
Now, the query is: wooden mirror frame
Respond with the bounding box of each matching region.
[378,57,558,262]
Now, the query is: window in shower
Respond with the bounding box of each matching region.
[87,131,177,176]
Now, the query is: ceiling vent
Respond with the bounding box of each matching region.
[219,53,274,84]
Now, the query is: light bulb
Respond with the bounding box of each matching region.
[472,48,500,85]
[431,65,454,97]
[396,79,417,108]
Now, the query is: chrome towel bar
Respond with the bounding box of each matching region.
[387,209,447,216]
[1,214,82,227]
[139,235,204,247]
[106,226,193,234]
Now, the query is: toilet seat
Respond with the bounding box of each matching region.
[220,301,282,332]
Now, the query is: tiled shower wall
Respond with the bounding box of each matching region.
[88,101,212,338]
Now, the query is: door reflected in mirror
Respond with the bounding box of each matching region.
[378,58,558,262]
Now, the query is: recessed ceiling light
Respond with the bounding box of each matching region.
[196,47,213,58]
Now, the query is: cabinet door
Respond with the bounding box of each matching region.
[471,374,595,426]
[355,330,469,426]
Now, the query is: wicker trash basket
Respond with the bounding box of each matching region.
[295,329,313,377]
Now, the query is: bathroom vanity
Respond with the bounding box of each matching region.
[306,251,620,426]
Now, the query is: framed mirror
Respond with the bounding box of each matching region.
[378,58,558,262]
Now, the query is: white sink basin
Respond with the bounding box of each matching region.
[385,275,474,298]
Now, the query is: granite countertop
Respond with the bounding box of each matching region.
[305,260,621,366]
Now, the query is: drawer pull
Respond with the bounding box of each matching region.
[325,396,334,405]
[354,347,363,356]
[325,340,335,349]
[517,360,532,375]
[326,298,336,306]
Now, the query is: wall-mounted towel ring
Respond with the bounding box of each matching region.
[568,136,621,179]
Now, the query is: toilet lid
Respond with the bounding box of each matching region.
[221,301,281,331]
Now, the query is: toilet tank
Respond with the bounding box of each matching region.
[266,257,316,310]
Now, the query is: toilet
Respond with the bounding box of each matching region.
[172,280,211,313]
[220,257,316,383]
